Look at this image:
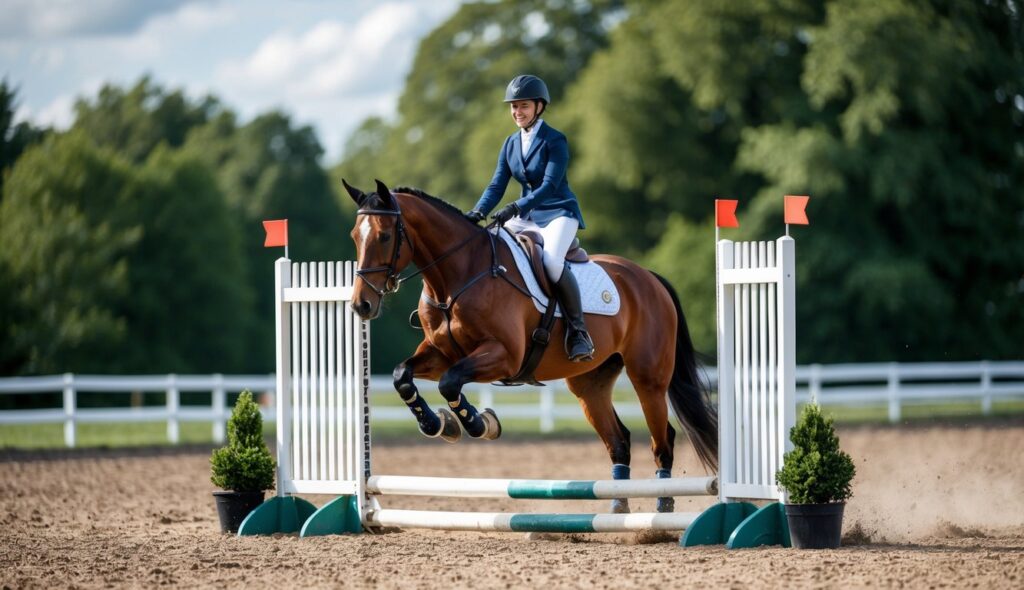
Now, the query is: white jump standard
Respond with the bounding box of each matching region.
[239,236,797,548]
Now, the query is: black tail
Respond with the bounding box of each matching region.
[650,271,719,473]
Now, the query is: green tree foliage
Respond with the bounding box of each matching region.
[73,76,220,164]
[1,80,46,198]
[579,0,1023,361]
[0,131,249,374]
[776,404,855,504]
[186,110,351,371]
[0,132,139,374]
[117,146,250,372]
[731,0,1024,361]
[210,391,275,492]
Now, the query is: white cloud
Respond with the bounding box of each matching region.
[0,0,192,39]
[29,46,66,71]
[26,94,76,129]
[4,0,464,162]
[218,2,431,100]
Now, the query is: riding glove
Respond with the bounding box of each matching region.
[464,209,486,224]
[491,203,520,225]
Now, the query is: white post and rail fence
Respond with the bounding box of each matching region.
[2,363,1022,449]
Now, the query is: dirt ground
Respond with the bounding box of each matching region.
[1,422,1022,589]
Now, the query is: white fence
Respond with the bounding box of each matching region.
[2,361,1023,448]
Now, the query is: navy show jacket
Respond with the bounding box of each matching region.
[473,121,585,229]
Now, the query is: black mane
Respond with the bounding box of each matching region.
[391,186,474,224]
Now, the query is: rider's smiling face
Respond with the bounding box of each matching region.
[510,100,539,129]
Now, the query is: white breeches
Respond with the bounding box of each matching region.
[504,215,579,281]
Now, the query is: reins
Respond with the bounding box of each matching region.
[355,195,536,358]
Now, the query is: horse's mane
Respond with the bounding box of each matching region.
[390,186,475,226]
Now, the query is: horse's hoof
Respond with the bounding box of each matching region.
[611,498,630,514]
[437,408,462,443]
[421,408,461,443]
[477,408,502,440]
[656,497,675,513]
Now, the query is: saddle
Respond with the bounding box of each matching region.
[513,230,589,295]
[498,230,590,387]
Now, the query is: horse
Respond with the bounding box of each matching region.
[343,179,717,513]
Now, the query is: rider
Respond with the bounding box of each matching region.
[465,74,595,362]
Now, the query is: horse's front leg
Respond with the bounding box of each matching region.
[438,339,515,440]
[393,341,461,443]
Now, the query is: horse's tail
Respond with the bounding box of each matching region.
[650,271,719,473]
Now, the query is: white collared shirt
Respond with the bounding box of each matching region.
[521,118,544,157]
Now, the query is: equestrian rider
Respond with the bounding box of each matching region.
[465,74,595,362]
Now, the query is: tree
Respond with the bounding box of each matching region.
[0,132,139,374]
[0,79,46,199]
[73,76,220,164]
[571,0,1023,362]
[115,146,250,372]
[186,110,351,371]
[0,131,250,375]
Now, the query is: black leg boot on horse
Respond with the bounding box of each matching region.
[552,262,595,362]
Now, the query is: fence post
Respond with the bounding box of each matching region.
[539,385,555,433]
[809,364,822,405]
[212,373,226,443]
[63,373,76,448]
[167,374,180,444]
[479,385,494,414]
[980,360,992,416]
[887,363,900,423]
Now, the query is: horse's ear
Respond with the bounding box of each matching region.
[342,178,365,207]
[374,179,394,209]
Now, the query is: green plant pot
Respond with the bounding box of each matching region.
[213,491,265,533]
[784,502,845,549]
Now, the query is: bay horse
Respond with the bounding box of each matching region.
[344,179,717,513]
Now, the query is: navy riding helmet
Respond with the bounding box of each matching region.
[504,75,550,104]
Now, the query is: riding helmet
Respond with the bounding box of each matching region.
[504,75,550,104]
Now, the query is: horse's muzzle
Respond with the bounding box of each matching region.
[351,298,377,320]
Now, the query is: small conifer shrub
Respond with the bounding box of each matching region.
[210,391,275,492]
[776,404,855,504]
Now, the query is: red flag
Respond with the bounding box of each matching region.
[715,199,739,228]
[784,196,810,225]
[263,219,288,247]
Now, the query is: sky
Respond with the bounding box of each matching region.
[0,0,464,163]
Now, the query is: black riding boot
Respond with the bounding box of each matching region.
[553,263,595,362]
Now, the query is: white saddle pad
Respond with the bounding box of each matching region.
[494,227,621,317]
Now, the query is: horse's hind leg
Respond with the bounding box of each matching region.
[565,354,632,514]
[622,355,678,512]
[394,341,461,443]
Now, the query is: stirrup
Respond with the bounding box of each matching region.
[566,331,595,362]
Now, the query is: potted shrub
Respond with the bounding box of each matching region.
[210,390,276,533]
[775,403,856,549]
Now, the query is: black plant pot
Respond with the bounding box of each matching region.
[785,502,845,549]
[213,491,265,533]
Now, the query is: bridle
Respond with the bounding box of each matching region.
[354,193,498,299]
[355,191,539,359]
[354,199,408,297]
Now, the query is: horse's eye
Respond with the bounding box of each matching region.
[380,232,392,243]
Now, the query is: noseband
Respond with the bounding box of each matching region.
[355,202,408,297]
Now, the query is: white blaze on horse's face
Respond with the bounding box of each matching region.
[359,217,372,254]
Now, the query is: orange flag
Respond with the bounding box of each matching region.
[715,199,739,228]
[263,219,288,247]
[784,196,810,225]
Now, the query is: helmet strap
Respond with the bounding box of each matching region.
[525,100,545,131]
